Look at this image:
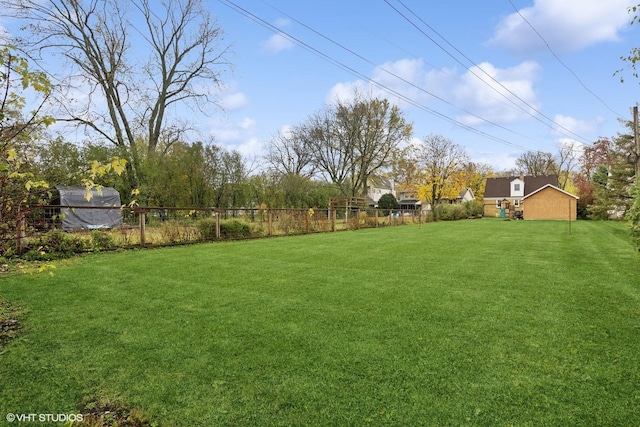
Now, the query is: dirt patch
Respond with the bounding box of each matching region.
[0,299,25,351]
[76,396,158,426]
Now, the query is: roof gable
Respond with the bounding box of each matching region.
[484,175,558,198]
[522,184,579,200]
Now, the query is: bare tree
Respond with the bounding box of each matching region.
[5,0,230,187]
[514,150,558,177]
[304,92,412,196]
[556,140,580,189]
[264,127,316,178]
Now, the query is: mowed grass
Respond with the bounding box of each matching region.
[1,219,639,426]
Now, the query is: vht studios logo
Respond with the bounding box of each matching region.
[6,413,84,423]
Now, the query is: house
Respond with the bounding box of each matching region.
[367,178,395,207]
[483,175,558,218]
[523,184,579,220]
[397,189,422,211]
[457,188,475,204]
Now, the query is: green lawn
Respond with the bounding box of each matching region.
[1,219,639,426]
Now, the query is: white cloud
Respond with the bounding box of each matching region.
[207,116,265,158]
[220,92,248,110]
[261,33,294,54]
[489,0,635,54]
[468,149,520,172]
[274,18,291,28]
[453,61,541,126]
[552,114,604,137]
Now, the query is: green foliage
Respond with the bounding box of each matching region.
[197,217,218,240]
[197,218,254,240]
[377,193,400,215]
[22,230,88,260]
[435,203,466,221]
[627,182,640,249]
[91,231,116,252]
[463,200,483,217]
[220,219,252,239]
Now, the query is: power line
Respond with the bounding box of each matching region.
[259,0,536,144]
[218,0,529,150]
[506,0,624,119]
[386,0,592,145]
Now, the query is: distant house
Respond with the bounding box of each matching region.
[483,175,561,219]
[455,188,475,204]
[367,178,395,207]
[397,189,422,211]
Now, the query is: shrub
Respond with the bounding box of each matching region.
[197,218,253,240]
[23,229,88,260]
[91,230,116,252]
[197,218,217,240]
[437,204,465,221]
[220,219,251,239]
[378,193,400,215]
[463,200,483,218]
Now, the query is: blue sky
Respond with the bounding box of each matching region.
[207,0,640,171]
[3,0,639,171]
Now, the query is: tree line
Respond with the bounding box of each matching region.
[2,0,640,254]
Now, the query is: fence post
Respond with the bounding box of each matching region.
[268,209,273,236]
[215,211,221,240]
[375,209,378,227]
[139,210,146,246]
[306,210,310,234]
[331,209,336,231]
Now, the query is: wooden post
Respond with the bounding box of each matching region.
[215,211,221,240]
[306,210,310,234]
[375,209,378,227]
[331,209,336,232]
[268,209,273,236]
[568,199,572,235]
[139,211,146,246]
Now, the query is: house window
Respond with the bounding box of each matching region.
[514,183,521,192]
[514,199,520,208]
[496,200,502,208]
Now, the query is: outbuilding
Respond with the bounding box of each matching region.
[522,184,579,220]
[54,186,123,230]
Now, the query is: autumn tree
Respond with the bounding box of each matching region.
[415,135,469,208]
[0,46,54,254]
[574,138,612,217]
[4,0,230,189]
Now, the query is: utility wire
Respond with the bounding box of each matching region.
[218,0,530,150]
[506,0,624,119]
[387,0,592,144]
[259,0,535,143]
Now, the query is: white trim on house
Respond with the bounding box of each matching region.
[522,184,579,200]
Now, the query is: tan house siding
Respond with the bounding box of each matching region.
[523,186,577,220]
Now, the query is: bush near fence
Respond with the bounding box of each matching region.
[7,204,480,259]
